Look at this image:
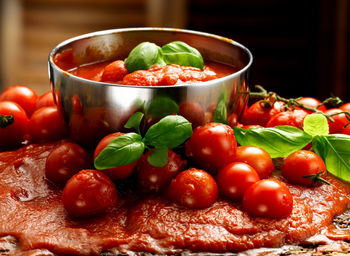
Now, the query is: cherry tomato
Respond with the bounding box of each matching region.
[281,150,327,187]
[35,91,56,110]
[100,60,129,82]
[45,142,91,186]
[296,97,326,113]
[29,106,68,142]
[0,85,38,117]
[179,101,205,129]
[240,100,284,127]
[239,124,264,129]
[137,149,186,193]
[94,132,138,180]
[217,162,260,200]
[266,109,308,129]
[62,169,118,218]
[227,113,238,128]
[0,101,29,147]
[340,102,350,113]
[168,168,218,208]
[243,179,293,218]
[235,146,274,179]
[185,123,237,172]
[324,108,349,134]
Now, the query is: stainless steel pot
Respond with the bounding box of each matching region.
[48,28,253,147]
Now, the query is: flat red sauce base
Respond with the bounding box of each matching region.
[1,142,350,255]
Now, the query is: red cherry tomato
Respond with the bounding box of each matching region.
[227,113,238,128]
[340,102,350,113]
[296,97,326,113]
[240,100,284,126]
[94,132,138,180]
[168,168,218,208]
[239,124,264,129]
[29,106,68,142]
[243,179,293,218]
[0,85,38,117]
[266,109,308,129]
[179,101,205,129]
[45,142,91,186]
[35,91,56,110]
[185,122,237,172]
[62,169,118,218]
[217,162,260,200]
[281,150,327,187]
[324,108,349,134]
[0,101,29,147]
[235,146,274,179]
[100,60,129,82]
[137,149,186,193]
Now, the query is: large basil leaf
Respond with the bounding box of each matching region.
[94,133,145,169]
[312,134,350,182]
[161,41,204,70]
[233,126,313,158]
[144,115,192,149]
[125,42,166,73]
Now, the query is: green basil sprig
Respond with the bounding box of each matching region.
[234,113,350,182]
[94,114,192,169]
[124,41,204,73]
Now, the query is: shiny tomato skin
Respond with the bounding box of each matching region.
[94,132,138,180]
[0,101,29,147]
[324,108,348,134]
[168,168,218,209]
[240,100,284,126]
[235,146,274,179]
[297,97,326,113]
[239,124,264,129]
[243,179,293,218]
[100,60,129,82]
[35,91,56,110]
[179,101,205,129]
[62,169,118,218]
[340,102,350,113]
[217,162,260,200]
[137,149,186,193]
[45,142,91,186]
[0,85,38,117]
[281,150,327,187]
[266,109,308,129]
[29,106,68,142]
[185,122,237,173]
[227,113,238,128]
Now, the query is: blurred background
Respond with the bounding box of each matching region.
[0,0,349,101]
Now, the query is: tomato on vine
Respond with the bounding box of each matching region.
[266,109,308,129]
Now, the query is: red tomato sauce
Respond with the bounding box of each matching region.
[1,142,350,255]
[53,50,237,86]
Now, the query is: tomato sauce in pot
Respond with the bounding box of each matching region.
[1,142,350,255]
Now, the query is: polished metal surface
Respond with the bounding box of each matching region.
[48,28,253,147]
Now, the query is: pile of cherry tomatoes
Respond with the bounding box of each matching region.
[1,85,348,219]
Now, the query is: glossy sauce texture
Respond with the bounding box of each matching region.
[1,142,350,255]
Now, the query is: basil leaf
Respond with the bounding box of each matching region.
[233,126,313,158]
[213,97,228,124]
[144,115,192,149]
[312,134,350,182]
[125,42,166,73]
[147,147,168,167]
[161,41,204,70]
[303,114,329,136]
[94,133,145,169]
[147,97,179,119]
[124,112,144,134]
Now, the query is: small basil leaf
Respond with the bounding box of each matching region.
[312,134,350,182]
[147,97,179,119]
[303,114,329,136]
[125,42,166,73]
[233,126,313,158]
[94,133,145,169]
[161,41,204,70]
[213,98,228,124]
[144,115,192,149]
[124,112,144,133]
[147,147,168,167]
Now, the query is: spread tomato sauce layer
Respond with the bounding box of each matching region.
[1,142,350,255]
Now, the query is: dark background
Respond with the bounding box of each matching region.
[0,0,349,101]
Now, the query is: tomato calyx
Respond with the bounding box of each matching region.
[0,113,14,128]
[303,170,330,187]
